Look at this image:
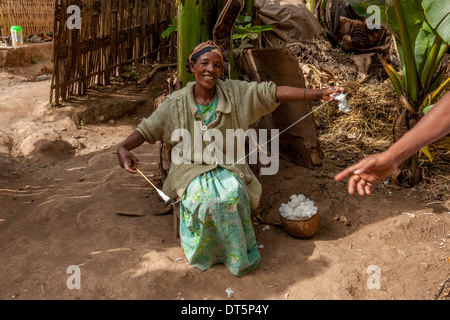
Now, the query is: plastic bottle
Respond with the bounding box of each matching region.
[10,26,23,46]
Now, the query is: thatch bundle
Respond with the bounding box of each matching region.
[285,40,399,152]
[315,80,398,151]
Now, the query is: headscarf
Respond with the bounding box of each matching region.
[185,40,224,74]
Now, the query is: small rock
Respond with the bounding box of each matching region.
[35,74,50,81]
[29,35,42,43]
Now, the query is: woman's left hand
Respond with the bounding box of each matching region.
[321,86,344,101]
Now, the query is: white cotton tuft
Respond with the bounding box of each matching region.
[225,287,234,298]
[332,93,351,113]
[157,189,172,204]
[279,194,318,220]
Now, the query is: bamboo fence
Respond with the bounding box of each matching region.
[0,0,55,37]
[51,0,176,104]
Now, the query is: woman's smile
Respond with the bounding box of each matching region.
[203,75,215,81]
[190,52,223,89]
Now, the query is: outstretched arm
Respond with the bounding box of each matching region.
[335,92,450,195]
[275,86,344,102]
[117,131,146,174]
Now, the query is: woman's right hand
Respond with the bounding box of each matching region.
[117,145,140,174]
[116,131,146,174]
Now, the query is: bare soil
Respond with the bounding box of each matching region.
[0,51,449,300]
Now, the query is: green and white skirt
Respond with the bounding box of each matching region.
[179,166,261,277]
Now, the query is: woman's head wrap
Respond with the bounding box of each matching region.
[185,40,224,74]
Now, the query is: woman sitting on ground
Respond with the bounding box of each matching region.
[117,41,343,277]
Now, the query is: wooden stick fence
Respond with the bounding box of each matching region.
[0,0,55,38]
[51,0,176,104]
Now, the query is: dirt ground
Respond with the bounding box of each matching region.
[0,48,449,301]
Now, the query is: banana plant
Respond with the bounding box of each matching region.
[346,0,450,184]
[348,0,449,109]
[176,1,226,86]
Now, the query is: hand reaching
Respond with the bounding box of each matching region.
[334,152,400,196]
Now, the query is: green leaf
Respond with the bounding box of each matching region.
[233,26,247,34]
[379,55,405,97]
[161,17,177,39]
[419,145,433,161]
[428,69,445,93]
[431,77,450,103]
[414,20,435,74]
[232,33,245,40]
[237,15,246,24]
[422,0,450,45]
[249,25,275,32]
[392,0,421,104]
[422,104,434,114]
[162,25,177,39]
[346,0,389,22]
[420,35,444,91]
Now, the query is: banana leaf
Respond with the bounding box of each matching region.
[379,54,404,96]
[422,0,450,44]
[348,0,449,104]
[431,77,450,104]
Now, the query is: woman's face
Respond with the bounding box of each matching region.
[189,52,223,90]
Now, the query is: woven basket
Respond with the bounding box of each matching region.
[280,212,320,239]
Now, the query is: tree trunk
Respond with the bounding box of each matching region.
[177,0,225,87]
[393,107,421,185]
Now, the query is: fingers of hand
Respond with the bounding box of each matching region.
[124,158,139,173]
[335,163,361,181]
[356,179,367,196]
[356,177,375,196]
[348,175,361,195]
[364,182,373,195]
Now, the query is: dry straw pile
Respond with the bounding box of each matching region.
[285,40,399,152]
[315,80,398,151]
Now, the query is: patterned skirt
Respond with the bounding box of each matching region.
[179,166,261,277]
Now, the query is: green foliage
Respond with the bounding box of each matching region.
[126,66,139,81]
[307,0,319,12]
[232,15,274,55]
[346,0,449,178]
[162,18,177,39]
[348,0,449,113]
[422,104,434,114]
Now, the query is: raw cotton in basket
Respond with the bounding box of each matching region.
[279,194,318,220]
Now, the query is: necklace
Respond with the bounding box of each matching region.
[194,85,215,106]
[195,94,215,106]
